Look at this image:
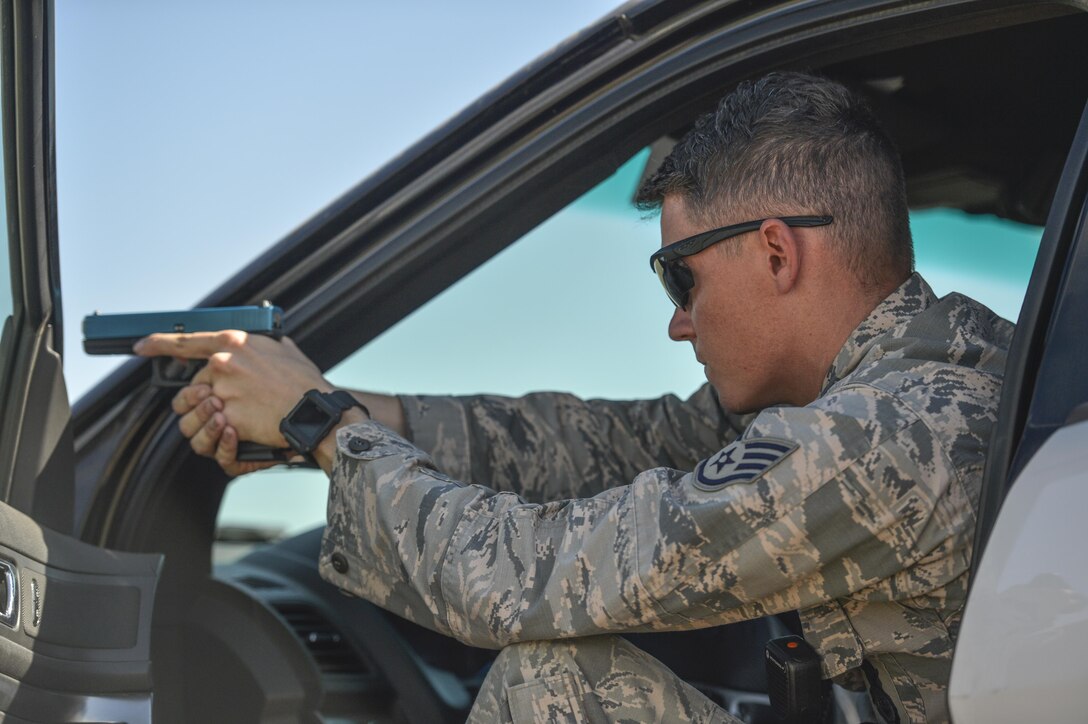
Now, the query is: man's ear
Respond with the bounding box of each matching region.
[757,218,801,294]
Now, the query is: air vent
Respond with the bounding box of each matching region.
[236,575,284,590]
[273,602,369,676]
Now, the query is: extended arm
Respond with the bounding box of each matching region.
[319,386,965,649]
[397,384,751,501]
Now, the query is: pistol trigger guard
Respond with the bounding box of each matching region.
[151,358,206,387]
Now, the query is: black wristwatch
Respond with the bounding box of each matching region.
[279,389,370,458]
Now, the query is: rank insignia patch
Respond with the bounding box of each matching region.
[694,438,798,491]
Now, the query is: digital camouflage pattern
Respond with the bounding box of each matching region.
[319,274,1013,723]
[399,378,754,503]
[469,635,741,723]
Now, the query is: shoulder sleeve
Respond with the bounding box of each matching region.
[642,388,970,622]
[397,384,749,502]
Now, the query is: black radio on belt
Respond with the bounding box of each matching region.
[765,635,830,723]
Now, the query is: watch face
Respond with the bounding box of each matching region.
[280,391,337,454]
[293,397,331,429]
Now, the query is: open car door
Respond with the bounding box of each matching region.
[0,1,160,721]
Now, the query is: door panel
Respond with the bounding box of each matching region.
[0,499,160,720]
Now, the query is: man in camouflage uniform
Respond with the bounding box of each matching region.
[138,72,1012,723]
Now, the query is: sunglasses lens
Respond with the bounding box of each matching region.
[654,258,693,309]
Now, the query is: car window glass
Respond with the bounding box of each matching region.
[913,210,1041,322]
[214,149,1043,563]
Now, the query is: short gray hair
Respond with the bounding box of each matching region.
[636,72,913,287]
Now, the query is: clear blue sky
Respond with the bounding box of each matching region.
[56,0,622,399]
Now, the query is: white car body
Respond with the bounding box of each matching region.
[951,419,1088,722]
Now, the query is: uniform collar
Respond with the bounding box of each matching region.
[822,272,936,393]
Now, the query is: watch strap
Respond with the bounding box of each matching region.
[325,390,370,418]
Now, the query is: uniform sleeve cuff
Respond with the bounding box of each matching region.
[335,420,430,463]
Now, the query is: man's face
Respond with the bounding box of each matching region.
[659,195,784,413]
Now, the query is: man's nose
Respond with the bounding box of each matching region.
[668,306,695,341]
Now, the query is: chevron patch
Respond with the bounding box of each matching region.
[693,438,798,491]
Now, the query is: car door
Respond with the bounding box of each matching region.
[948,98,1088,720]
[0,1,160,721]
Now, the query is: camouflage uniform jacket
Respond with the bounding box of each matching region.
[319,274,1013,723]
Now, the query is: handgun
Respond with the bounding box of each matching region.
[82,303,296,462]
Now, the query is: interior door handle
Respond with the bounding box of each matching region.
[0,559,17,628]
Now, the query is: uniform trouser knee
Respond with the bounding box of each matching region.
[468,635,741,724]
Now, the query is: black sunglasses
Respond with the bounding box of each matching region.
[649,215,833,308]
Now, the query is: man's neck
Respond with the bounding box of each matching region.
[785,275,903,406]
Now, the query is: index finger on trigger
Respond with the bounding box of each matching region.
[133,331,232,359]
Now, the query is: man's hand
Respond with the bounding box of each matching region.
[169,383,286,476]
[135,331,331,469]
